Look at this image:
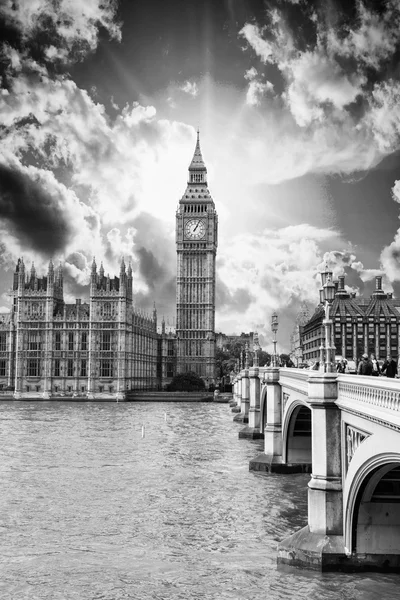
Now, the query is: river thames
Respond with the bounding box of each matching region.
[0,401,399,599]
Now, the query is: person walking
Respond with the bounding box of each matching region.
[336,360,345,373]
[370,354,381,377]
[381,355,398,378]
[357,353,373,376]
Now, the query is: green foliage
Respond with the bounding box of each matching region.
[216,344,271,373]
[166,372,206,392]
[256,350,270,367]
[216,347,236,377]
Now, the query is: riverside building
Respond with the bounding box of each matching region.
[0,258,158,400]
[0,132,218,398]
[301,273,400,364]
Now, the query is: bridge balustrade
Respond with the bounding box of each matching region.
[230,367,400,572]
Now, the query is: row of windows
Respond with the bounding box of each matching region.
[25,359,114,378]
[183,202,208,211]
[0,333,6,352]
[189,173,205,183]
[55,332,88,351]
[54,323,89,329]
[23,385,115,393]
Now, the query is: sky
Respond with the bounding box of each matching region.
[1,0,400,353]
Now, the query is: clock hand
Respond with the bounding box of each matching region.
[193,222,199,232]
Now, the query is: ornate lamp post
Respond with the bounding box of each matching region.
[319,266,336,372]
[253,332,260,367]
[244,341,250,369]
[271,312,279,367]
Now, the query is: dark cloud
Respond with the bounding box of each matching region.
[65,251,87,271]
[0,163,73,255]
[216,276,255,312]
[62,267,90,300]
[137,247,165,290]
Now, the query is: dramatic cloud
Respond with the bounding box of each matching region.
[380,180,400,283]
[239,1,400,178]
[0,160,98,255]
[215,223,353,348]
[0,0,121,64]
[244,67,274,106]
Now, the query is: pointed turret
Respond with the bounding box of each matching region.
[56,263,63,295]
[13,258,21,290]
[47,258,54,289]
[18,258,25,286]
[99,262,104,278]
[153,301,157,322]
[48,258,54,276]
[119,256,126,292]
[161,315,166,335]
[188,128,207,185]
[127,261,133,297]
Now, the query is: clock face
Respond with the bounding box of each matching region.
[185,219,206,240]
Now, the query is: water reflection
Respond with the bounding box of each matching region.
[0,401,398,599]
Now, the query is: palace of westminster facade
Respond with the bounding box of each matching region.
[0,133,218,399]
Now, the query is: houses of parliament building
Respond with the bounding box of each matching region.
[0,133,218,399]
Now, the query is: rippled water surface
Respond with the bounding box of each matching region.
[0,401,399,599]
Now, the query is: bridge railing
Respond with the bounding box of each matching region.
[336,373,400,428]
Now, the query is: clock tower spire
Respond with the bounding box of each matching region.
[188,129,207,184]
[175,130,218,388]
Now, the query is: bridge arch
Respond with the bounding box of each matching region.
[282,399,311,465]
[345,452,400,559]
[259,384,268,434]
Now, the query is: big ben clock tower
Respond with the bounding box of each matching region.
[176,131,218,388]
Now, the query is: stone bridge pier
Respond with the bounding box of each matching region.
[232,366,400,572]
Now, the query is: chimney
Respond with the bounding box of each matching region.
[376,276,382,291]
[338,275,345,290]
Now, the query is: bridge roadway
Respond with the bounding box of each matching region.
[231,366,400,571]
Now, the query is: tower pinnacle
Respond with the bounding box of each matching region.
[188,128,207,184]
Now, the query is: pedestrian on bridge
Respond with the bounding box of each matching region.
[381,355,398,378]
[370,354,381,376]
[357,353,373,375]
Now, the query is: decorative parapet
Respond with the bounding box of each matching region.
[337,374,400,430]
[338,376,400,412]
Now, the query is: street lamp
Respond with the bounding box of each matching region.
[319,266,336,372]
[244,341,250,369]
[271,312,279,367]
[253,332,260,367]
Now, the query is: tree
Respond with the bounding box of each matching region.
[257,350,271,367]
[280,353,292,366]
[216,347,236,378]
[166,372,206,392]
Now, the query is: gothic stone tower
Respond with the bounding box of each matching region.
[176,131,218,387]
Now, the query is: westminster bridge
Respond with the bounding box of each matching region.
[231,366,400,571]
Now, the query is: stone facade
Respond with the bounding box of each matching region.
[216,332,254,352]
[290,302,311,366]
[0,258,158,399]
[301,275,400,364]
[175,131,218,387]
